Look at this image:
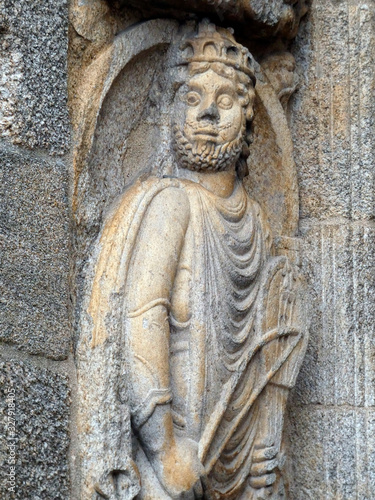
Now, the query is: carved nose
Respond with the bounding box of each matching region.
[197,102,220,122]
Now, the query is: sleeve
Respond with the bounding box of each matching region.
[124,186,190,428]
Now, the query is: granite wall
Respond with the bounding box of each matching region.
[0,1,74,498]
[0,0,374,499]
[287,1,375,499]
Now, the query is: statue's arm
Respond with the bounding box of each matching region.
[126,186,190,426]
[124,185,203,496]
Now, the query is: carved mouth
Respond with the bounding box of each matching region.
[194,129,218,137]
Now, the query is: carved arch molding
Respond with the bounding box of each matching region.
[69,1,309,499]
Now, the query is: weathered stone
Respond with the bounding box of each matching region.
[284,1,375,497]
[76,20,308,499]
[287,406,375,500]
[291,0,375,221]
[0,360,70,499]
[0,144,70,360]
[294,221,375,408]
[1,0,373,497]
[0,0,70,154]
[118,0,308,39]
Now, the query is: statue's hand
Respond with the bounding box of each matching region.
[94,462,140,500]
[249,444,279,495]
[151,436,205,499]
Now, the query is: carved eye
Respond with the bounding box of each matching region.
[185,91,201,107]
[217,94,233,109]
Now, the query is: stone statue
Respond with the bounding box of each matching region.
[77,21,308,500]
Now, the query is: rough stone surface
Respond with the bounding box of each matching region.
[0,0,373,497]
[0,143,71,360]
[0,0,70,154]
[287,1,375,498]
[78,47,168,244]
[287,405,375,500]
[296,221,375,408]
[291,0,375,221]
[0,360,70,499]
[75,20,308,499]
[286,220,375,499]
[119,0,309,39]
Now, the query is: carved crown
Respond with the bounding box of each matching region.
[176,20,256,83]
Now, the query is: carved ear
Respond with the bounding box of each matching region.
[246,87,256,122]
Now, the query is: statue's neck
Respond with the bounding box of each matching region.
[176,167,237,198]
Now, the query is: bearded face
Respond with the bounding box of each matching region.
[172,68,247,172]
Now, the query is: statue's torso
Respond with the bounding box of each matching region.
[168,179,268,441]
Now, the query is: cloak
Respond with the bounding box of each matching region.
[77,174,308,499]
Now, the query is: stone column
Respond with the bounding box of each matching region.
[288,1,375,498]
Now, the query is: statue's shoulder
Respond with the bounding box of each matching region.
[139,176,190,215]
[110,175,189,211]
[108,175,191,228]
[150,176,191,206]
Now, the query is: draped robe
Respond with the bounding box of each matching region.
[77,174,307,499]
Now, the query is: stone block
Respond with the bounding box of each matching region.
[287,406,375,500]
[0,0,70,154]
[0,145,70,360]
[291,0,375,220]
[293,221,375,407]
[0,360,70,499]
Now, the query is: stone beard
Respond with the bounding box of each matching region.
[170,60,251,173]
[172,121,244,172]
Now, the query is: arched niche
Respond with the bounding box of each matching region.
[72,18,300,264]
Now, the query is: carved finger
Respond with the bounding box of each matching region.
[255,486,273,499]
[250,458,278,477]
[252,446,278,463]
[263,486,274,497]
[249,472,277,489]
